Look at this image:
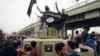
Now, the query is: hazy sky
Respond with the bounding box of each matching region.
[0,0,99,34]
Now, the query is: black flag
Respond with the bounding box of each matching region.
[76,0,79,2]
[27,0,36,17]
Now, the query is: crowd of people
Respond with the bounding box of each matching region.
[0,25,100,56]
[55,25,100,56]
[0,28,38,56]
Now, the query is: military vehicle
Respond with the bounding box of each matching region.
[23,38,67,56]
[20,0,95,56]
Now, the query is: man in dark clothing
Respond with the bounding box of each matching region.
[80,25,90,42]
[0,39,18,56]
[0,46,18,56]
[37,5,51,14]
[30,41,38,56]
[67,41,80,56]
[80,26,97,56]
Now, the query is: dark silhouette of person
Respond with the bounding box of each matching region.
[80,25,90,42]
[0,40,18,56]
[37,5,51,13]
[0,46,18,56]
